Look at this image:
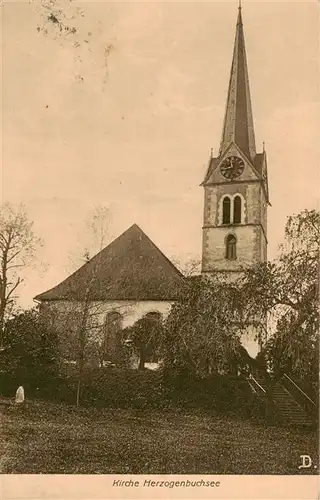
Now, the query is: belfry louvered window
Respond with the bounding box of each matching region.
[233,196,242,223]
[222,196,231,224]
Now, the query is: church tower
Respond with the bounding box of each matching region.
[201,4,269,281]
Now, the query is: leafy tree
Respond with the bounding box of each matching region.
[242,209,319,381]
[0,203,41,338]
[124,312,164,370]
[161,276,252,378]
[0,309,59,394]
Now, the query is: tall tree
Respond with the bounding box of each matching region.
[0,203,40,338]
[59,205,115,405]
[73,206,112,404]
[161,276,250,378]
[242,209,319,380]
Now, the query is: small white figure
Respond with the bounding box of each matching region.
[15,386,25,404]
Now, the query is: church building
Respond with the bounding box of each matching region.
[34,224,187,366]
[34,4,269,363]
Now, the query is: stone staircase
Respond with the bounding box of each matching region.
[248,371,313,428]
[271,381,313,428]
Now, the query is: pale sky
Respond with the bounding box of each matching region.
[1,0,319,308]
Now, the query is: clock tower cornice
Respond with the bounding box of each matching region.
[202,141,261,187]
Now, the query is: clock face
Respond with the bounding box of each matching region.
[220,156,245,179]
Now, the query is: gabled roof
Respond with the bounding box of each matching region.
[34,224,187,302]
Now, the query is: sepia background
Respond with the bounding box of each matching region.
[2,0,319,309]
[1,0,319,498]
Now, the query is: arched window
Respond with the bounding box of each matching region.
[233,196,242,224]
[226,234,237,260]
[105,311,122,331]
[102,311,123,364]
[222,196,231,224]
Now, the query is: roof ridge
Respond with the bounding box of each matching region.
[34,224,186,302]
[34,224,140,301]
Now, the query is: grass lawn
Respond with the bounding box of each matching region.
[0,398,318,474]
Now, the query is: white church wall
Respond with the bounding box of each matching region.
[42,299,173,364]
[44,299,172,330]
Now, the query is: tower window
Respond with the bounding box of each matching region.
[233,196,242,223]
[222,196,231,224]
[226,234,237,260]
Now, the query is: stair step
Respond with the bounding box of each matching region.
[248,375,314,427]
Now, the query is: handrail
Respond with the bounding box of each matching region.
[247,379,259,397]
[283,373,316,407]
[249,374,267,394]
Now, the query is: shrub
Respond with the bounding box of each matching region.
[0,309,59,396]
[35,365,265,420]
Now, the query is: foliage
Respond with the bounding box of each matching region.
[123,312,164,370]
[0,203,41,336]
[35,364,259,419]
[161,276,252,377]
[0,309,59,395]
[241,209,319,381]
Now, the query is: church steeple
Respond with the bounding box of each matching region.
[201,3,268,357]
[219,2,256,160]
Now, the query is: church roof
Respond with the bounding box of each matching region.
[34,224,187,302]
[219,5,256,160]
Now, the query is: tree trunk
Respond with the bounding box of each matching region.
[76,353,85,406]
[76,377,81,407]
[76,296,90,406]
[138,346,146,370]
[0,253,8,343]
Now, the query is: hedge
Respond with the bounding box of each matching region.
[14,366,265,420]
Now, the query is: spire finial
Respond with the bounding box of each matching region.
[237,0,243,25]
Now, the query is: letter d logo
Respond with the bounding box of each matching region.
[298,455,312,469]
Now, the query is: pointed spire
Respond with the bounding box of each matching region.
[219,3,256,159]
[238,0,242,25]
